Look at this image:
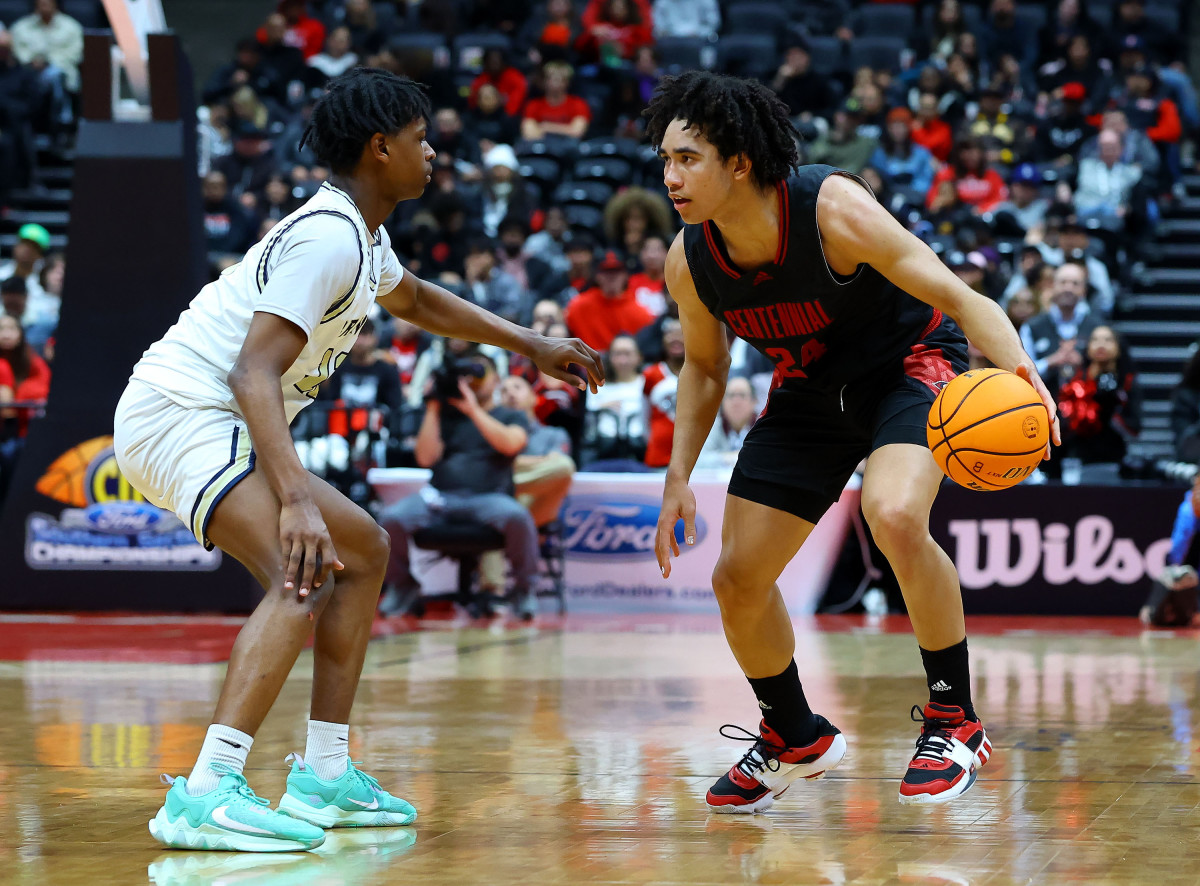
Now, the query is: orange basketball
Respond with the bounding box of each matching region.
[926,368,1048,491]
[36,435,114,506]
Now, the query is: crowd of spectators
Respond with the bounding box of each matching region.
[189,0,1192,483]
[4,0,1198,508]
[0,0,83,498]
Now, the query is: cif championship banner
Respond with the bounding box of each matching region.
[929,483,1180,615]
[24,435,219,571]
[0,46,257,611]
[368,468,859,614]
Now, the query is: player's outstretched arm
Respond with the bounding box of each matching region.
[815,174,1060,456]
[228,312,345,597]
[655,232,731,579]
[377,272,605,393]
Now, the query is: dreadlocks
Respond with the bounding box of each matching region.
[301,68,432,174]
[643,71,800,190]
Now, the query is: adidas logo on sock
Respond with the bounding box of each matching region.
[930,680,952,692]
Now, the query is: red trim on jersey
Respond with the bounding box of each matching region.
[759,368,784,419]
[905,310,954,393]
[775,181,789,266]
[703,222,740,279]
[919,308,943,340]
[905,345,956,394]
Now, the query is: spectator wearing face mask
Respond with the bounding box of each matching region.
[480,143,537,238]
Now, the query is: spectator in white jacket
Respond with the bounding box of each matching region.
[1074,129,1143,231]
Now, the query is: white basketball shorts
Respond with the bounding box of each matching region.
[113,380,256,550]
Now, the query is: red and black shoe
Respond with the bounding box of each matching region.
[706,717,847,814]
[898,703,992,805]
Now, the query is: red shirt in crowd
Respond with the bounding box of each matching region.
[912,117,953,163]
[565,286,655,351]
[628,271,667,316]
[256,8,325,59]
[388,338,421,386]
[578,0,654,60]
[642,361,677,468]
[0,352,51,437]
[926,166,1009,214]
[523,94,592,128]
[469,68,528,117]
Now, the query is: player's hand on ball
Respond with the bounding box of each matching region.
[656,477,697,579]
[280,499,345,598]
[530,336,606,394]
[1014,362,1060,458]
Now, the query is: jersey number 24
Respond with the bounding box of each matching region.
[766,339,826,379]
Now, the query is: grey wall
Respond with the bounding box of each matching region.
[161,0,277,101]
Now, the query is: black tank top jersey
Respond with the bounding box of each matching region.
[682,164,937,395]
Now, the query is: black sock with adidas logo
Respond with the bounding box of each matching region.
[747,659,819,747]
[919,638,976,720]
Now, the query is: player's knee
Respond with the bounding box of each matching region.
[365,522,391,567]
[274,574,334,620]
[711,561,770,608]
[864,499,927,553]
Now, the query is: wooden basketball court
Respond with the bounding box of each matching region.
[2,611,1198,885]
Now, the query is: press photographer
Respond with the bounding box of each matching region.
[378,348,541,618]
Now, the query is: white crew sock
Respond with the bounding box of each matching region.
[186,724,254,796]
[305,719,351,781]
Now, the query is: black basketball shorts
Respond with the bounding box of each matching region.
[728,312,969,524]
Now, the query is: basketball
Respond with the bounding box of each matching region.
[35,435,114,507]
[926,368,1048,491]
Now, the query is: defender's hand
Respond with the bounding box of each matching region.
[655,477,697,579]
[1015,362,1060,459]
[280,500,344,597]
[530,336,605,394]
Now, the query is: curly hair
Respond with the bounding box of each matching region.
[603,187,675,245]
[643,71,800,189]
[301,68,432,174]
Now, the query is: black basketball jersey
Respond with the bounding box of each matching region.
[682,164,937,395]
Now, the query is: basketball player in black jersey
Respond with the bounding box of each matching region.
[645,72,1060,811]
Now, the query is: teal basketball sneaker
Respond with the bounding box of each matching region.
[149,767,326,852]
[276,753,418,827]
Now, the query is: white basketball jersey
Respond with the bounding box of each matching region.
[131,182,404,423]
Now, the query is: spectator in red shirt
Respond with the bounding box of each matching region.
[627,234,668,316]
[0,314,50,438]
[926,135,1009,214]
[642,316,684,469]
[469,48,528,117]
[522,0,580,63]
[522,61,592,140]
[911,90,954,163]
[578,0,654,65]
[565,250,655,351]
[262,0,326,60]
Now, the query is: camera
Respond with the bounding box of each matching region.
[429,356,488,402]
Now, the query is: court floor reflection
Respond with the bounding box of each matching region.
[2,614,1199,885]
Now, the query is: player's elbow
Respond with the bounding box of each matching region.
[226,363,250,396]
[689,353,731,384]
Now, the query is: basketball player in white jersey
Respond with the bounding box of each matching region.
[114,69,604,852]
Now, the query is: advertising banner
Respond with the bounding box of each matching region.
[369,468,858,614]
[0,48,258,611]
[929,483,1180,615]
